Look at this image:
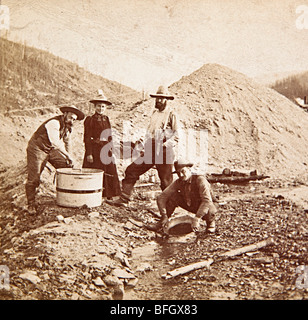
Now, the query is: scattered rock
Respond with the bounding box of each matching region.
[63,217,73,224]
[104,274,123,287]
[125,277,139,288]
[56,215,64,223]
[136,262,153,273]
[128,218,144,228]
[112,268,136,279]
[88,211,100,219]
[19,270,41,284]
[92,277,106,287]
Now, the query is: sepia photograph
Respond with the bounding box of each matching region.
[0,0,307,305]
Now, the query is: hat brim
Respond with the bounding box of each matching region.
[150,94,174,100]
[89,99,112,105]
[172,163,193,174]
[60,106,85,120]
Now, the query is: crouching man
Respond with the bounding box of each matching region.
[156,159,217,234]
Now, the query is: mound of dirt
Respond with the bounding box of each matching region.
[113,64,308,180]
[168,64,308,180]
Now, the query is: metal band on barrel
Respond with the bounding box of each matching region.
[56,187,102,194]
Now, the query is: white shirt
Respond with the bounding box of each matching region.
[45,119,67,153]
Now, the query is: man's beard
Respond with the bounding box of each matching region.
[64,117,74,130]
[155,101,167,111]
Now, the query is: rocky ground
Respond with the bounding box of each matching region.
[1,41,307,301]
[0,166,307,300]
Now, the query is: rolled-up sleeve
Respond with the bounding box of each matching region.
[164,111,180,147]
[157,179,180,217]
[45,119,67,152]
[195,176,213,218]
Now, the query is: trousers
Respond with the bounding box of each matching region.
[25,139,71,205]
[165,191,216,225]
[121,139,174,199]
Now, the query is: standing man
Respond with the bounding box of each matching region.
[25,105,85,214]
[82,90,121,199]
[156,159,217,234]
[112,85,179,206]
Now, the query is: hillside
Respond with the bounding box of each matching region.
[0,38,141,168]
[270,71,308,105]
[4,0,308,91]
[0,37,141,115]
[121,64,308,180]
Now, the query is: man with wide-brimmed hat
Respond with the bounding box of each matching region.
[111,85,179,207]
[154,159,217,234]
[25,105,85,215]
[82,90,121,199]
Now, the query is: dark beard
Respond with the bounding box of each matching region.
[64,117,74,131]
[155,101,167,111]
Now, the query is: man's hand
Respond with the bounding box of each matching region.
[161,216,169,233]
[87,155,94,163]
[192,217,202,232]
[66,156,75,168]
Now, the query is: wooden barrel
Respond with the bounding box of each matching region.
[56,168,103,208]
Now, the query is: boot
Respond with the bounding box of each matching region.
[146,220,162,232]
[121,181,135,201]
[108,196,129,207]
[27,202,38,216]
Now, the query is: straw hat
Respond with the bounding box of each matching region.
[59,105,85,120]
[150,85,174,100]
[89,89,112,105]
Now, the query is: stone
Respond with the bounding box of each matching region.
[64,217,73,224]
[136,262,153,273]
[93,277,106,287]
[112,268,136,279]
[125,277,139,288]
[56,215,64,223]
[88,211,100,218]
[19,270,41,284]
[104,274,123,287]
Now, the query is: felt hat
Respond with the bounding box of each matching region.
[59,105,85,120]
[89,89,112,105]
[150,85,174,100]
[172,159,194,173]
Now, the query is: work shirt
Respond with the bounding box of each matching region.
[30,115,71,154]
[157,174,216,218]
[145,106,179,152]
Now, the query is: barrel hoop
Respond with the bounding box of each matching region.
[56,187,102,194]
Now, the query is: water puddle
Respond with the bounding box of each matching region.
[125,233,194,300]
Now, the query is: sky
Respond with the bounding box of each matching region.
[2,0,308,91]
